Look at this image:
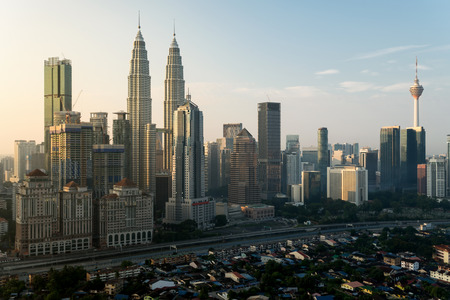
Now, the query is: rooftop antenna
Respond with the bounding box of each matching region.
[138,11,141,30]
[173,19,176,37]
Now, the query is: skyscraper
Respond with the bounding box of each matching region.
[410,58,424,128]
[327,165,368,206]
[163,32,185,172]
[427,157,446,198]
[44,57,72,172]
[127,22,152,190]
[229,129,260,205]
[92,144,124,199]
[14,140,36,181]
[90,112,109,144]
[400,127,426,190]
[50,111,93,189]
[380,126,400,191]
[113,111,131,179]
[317,128,329,195]
[359,148,378,192]
[258,102,281,200]
[447,135,450,196]
[223,123,243,139]
[165,96,215,229]
[204,141,220,192]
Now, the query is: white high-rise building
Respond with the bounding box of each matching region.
[427,157,446,198]
[327,166,368,206]
[127,22,152,190]
[14,140,37,181]
[164,32,185,172]
[164,96,215,229]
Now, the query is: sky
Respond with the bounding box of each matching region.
[1,0,450,156]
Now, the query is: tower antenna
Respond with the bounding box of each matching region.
[173,19,176,37]
[415,56,418,80]
[138,11,141,29]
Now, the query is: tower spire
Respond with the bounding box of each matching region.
[138,11,141,30]
[415,56,418,80]
[173,19,176,37]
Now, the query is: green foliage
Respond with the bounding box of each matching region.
[214,215,227,227]
[121,260,133,268]
[46,265,87,297]
[0,278,25,299]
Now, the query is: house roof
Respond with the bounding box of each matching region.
[26,169,47,177]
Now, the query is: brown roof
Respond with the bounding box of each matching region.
[64,181,79,188]
[26,169,47,177]
[114,178,137,187]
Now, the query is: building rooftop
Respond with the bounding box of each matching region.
[115,178,137,187]
[26,169,47,177]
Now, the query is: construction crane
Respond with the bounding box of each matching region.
[73,90,83,109]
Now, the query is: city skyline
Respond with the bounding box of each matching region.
[1,1,450,155]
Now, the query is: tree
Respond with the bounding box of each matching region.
[214,215,227,227]
[121,260,133,268]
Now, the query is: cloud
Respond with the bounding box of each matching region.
[349,45,428,60]
[232,85,328,99]
[381,82,410,92]
[339,81,375,93]
[315,69,339,75]
[361,69,379,76]
[414,64,432,71]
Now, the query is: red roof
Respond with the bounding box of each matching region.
[114,178,136,187]
[26,169,47,177]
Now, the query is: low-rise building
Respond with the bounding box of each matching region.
[87,266,142,282]
[433,245,450,264]
[430,269,450,283]
[341,281,364,291]
[401,259,419,271]
[384,254,401,266]
[289,250,311,260]
[241,204,274,220]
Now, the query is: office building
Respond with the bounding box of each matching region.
[205,142,220,192]
[58,182,93,252]
[359,148,378,192]
[282,135,301,195]
[113,111,131,179]
[417,164,427,195]
[327,166,368,206]
[400,127,426,190]
[164,97,215,229]
[92,144,125,199]
[301,171,321,204]
[127,23,152,189]
[14,140,36,181]
[50,111,93,189]
[15,169,58,256]
[380,126,400,191]
[302,147,318,169]
[223,123,243,140]
[427,157,446,198]
[98,178,153,248]
[229,129,260,205]
[317,128,329,195]
[258,102,281,200]
[44,57,72,172]
[447,135,450,196]
[90,112,109,144]
[163,32,185,172]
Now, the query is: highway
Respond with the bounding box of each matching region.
[1,219,448,276]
